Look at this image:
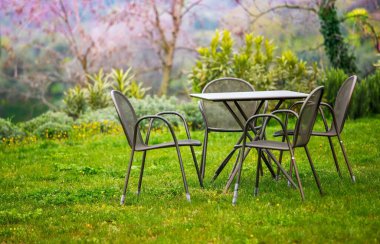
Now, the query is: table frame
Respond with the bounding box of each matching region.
[191,90,308,188]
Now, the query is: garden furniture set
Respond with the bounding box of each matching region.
[111,75,357,205]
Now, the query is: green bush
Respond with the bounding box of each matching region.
[349,70,380,118]
[0,118,24,140]
[349,79,370,118]
[19,111,73,135]
[189,30,319,93]
[179,102,204,130]
[318,68,349,105]
[130,95,178,117]
[63,86,87,119]
[34,122,72,139]
[110,68,150,99]
[366,70,380,114]
[86,69,111,110]
[76,107,118,124]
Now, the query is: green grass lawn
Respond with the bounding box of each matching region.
[1,116,379,242]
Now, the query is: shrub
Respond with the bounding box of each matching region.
[0,118,24,140]
[34,122,72,139]
[127,80,150,99]
[19,111,73,135]
[63,86,87,119]
[86,69,111,110]
[110,68,135,96]
[189,30,319,93]
[130,95,178,117]
[349,70,380,118]
[109,68,150,99]
[318,68,348,105]
[348,80,368,118]
[366,70,380,114]
[179,102,204,130]
[76,107,118,124]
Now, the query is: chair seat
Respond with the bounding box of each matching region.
[235,140,290,151]
[273,129,337,137]
[135,139,201,151]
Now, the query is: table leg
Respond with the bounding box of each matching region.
[224,99,286,189]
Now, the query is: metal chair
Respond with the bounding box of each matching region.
[199,77,266,180]
[231,86,324,205]
[274,76,357,182]
[110,90,203,204]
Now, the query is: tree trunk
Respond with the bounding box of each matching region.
[158,47,175,96]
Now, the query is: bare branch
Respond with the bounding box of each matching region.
[181,0,202,18]
[235,0,318,25]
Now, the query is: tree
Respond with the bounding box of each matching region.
[115,0,203,96]
[1,0,123,109]
[233,0,380,74]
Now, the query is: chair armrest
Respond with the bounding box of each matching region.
[156,111,192,139]
[134,115,179,149]
[271,109,299,132]
[319,102,340,133]
[289,101,305,110]
[271,109,299,119]
[242,114,292,149]
[319,102,334,113]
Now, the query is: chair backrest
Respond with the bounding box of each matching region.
[201,77,257,131]
[293,86,324,148]
[110,90,144,148]
[332,75,357,133]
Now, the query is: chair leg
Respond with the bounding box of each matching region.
[232,147,246,206]
[224,148,251,192]
[288,157,294,187]
[304,146,323,195]
[137,151,147,196]
[254,149,262,196]
[290,149,305,200]
[175,146,191,202]
[227,149,240,181]
[190,146,204,187]
[260,150,276,179]
[121,149,135,205]
[265,150,298,189]
[201,130,208,180]
[337,135,355,182]
[327,137,342,178]
[276,136,286,180]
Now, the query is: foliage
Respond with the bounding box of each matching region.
[319,69,380,119]
[62,68,150,118]
[76,107,119,124]
[374,55,380,69]
[318,68,349,105]
[189,30,319,93]
[0,117,379,242]
[34,122,72,139]
[129,95,176,117]
[86,69,111,110]
[0,118,24,141]
[178,102,204,130]
[109,68,149,99]
[63,86,87,119]
[345,8,369,21]
[362,70,380,115]
[318,3,357,74]
[109,68,135,97]
[127,80,150,99]
[19,111,73,135]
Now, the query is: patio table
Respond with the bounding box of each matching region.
[190,90,309,189]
